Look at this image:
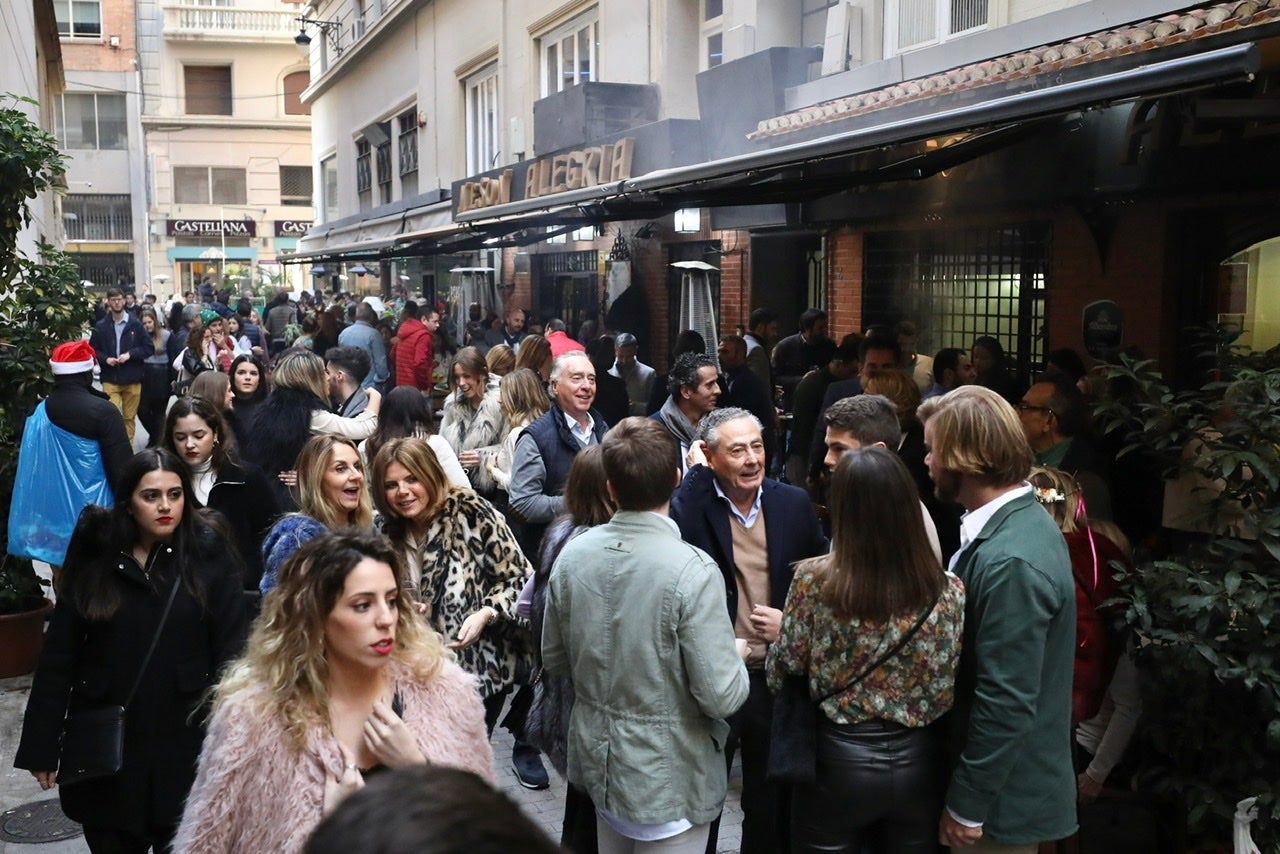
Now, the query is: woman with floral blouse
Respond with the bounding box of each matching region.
[767,446,965,853]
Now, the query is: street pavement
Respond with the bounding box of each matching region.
[0,674,744,852]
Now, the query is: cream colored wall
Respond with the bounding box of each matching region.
[1247,239,1280,352]
[1006,0,1086,24]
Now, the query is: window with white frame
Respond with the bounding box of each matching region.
[56,93,127,150]
[701,0,724,70]
[538,9,599,97]
[173,167,246,205]
[465,66,499,174]
[53,0,101,38]
[321,156,338,222]
[887,0,988,55]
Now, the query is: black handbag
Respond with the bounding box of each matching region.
[767,598,938,785]
[57,577,181,786]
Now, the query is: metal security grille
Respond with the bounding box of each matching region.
[64,194,131,240]
[863,223,1049,387]
[355,139,372,193]
[72,252,134,289]
[279,166,312,207]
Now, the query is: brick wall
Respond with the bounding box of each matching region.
[826,226,863,340]
[61,0,136,73]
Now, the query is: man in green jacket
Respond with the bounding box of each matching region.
[919,386,1077,852]
[543,417,750,852]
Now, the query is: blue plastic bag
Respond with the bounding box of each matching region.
[7,402,114,566]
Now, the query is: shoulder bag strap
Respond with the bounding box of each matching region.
[122,573,183,711]
[818,597,938,704]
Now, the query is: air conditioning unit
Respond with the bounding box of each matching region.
[352,17,366,39]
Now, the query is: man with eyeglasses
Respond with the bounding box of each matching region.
[1017,378,1113,520]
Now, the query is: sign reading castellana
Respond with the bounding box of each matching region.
[166,219,257,237]
[455,138,635,215]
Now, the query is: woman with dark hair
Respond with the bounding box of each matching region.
[175,533,493,852]
[15,449,249,853]
[524,444,614,853]
[767,446,965,853]
[243,349,379,509]
[439,346,506,497]
[229,353,268,437]
[173,322,214,396]
[138,305,173,446]
[970,335,1020,404]
[165,396,281,592]
[360,386,468,489]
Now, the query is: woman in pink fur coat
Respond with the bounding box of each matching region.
[174,532,494,853]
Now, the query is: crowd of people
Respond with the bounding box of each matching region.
[10,287,1154,854]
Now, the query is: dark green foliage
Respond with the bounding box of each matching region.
[0,94,94,612]
[1095,331,1280,847]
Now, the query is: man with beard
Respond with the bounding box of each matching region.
[918,386,1076,853]
[671,407,826,854]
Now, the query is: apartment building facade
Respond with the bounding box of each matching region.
[296,0,1280,380]
[137,0,313,297]
[50,0,148,290]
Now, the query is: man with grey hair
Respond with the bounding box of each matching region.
[510,351,607,544]
[671,406,827,854]
[609,331,656,416]
[337,300,389,390]
[821,394,943,562]
[506,349,607,792]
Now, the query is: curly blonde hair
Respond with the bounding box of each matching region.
[213,532,448,751]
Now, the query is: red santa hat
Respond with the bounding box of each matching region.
[50,340,97,375]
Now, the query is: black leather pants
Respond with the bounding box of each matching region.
[790,719,944,854]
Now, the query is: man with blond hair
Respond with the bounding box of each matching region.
[918,386,1075,852]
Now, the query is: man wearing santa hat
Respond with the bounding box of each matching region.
[44,340,132,487]
[8,342,130,570]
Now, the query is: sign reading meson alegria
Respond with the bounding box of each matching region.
[166,219,257,237]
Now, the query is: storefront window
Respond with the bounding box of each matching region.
[1218,236,1280,352]
[864,224,1049,388]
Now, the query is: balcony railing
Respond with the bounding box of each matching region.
[162,5,298,42]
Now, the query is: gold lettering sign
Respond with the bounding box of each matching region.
[456,170,514,214]
[459,137,636,213]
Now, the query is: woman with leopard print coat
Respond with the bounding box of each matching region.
[371,436,533,721]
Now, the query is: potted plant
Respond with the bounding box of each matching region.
[1094,332,1280,850]
[0,94,94,673]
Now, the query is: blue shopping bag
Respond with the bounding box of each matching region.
[7,402,114,566]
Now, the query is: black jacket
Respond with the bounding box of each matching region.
[90,313,154,385]
[15,509,248,839]
[669,465,827,618]
[205,461,283,590]
[43,376,132,489]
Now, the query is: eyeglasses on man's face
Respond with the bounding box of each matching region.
[1016,400,1055,417]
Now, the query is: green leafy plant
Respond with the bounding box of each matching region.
[1095,331,1280,847]
[0,94,94,612]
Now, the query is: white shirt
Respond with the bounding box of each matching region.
[712,479,763,528]
[948,483,1032,573]
[561,409,598,447]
